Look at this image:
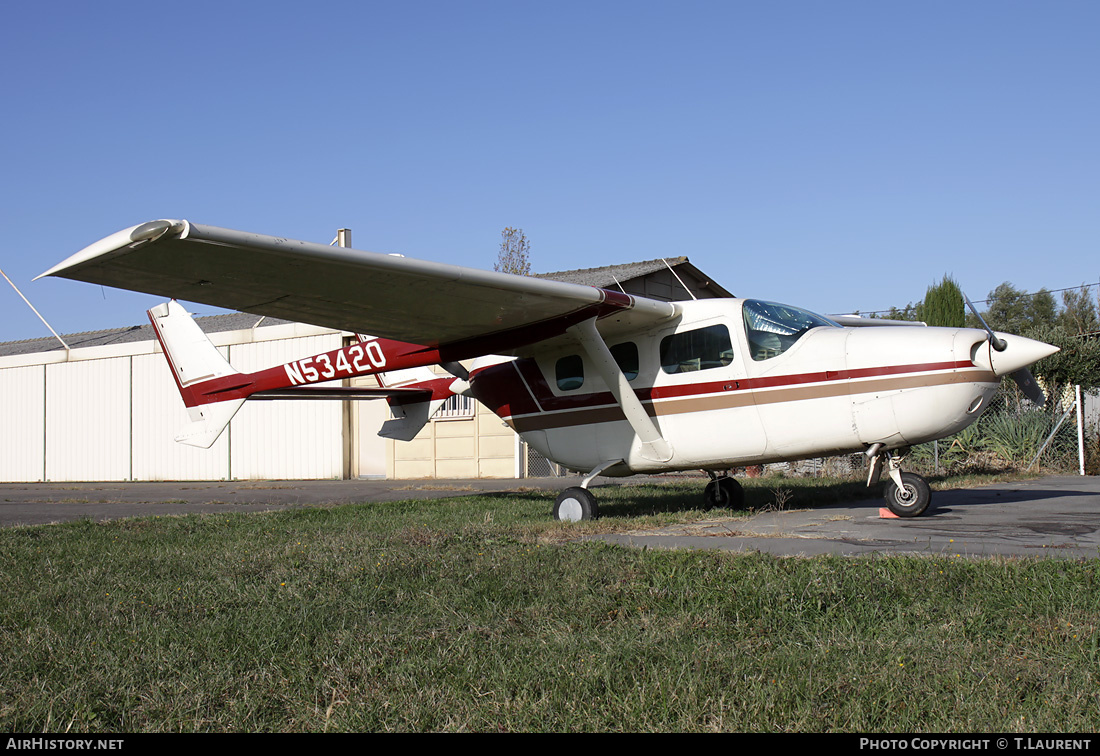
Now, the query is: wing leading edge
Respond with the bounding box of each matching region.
[41,220,679,359]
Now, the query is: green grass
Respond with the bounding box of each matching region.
[2,474,1098,732]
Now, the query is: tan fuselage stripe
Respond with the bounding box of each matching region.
[505,369,998,433]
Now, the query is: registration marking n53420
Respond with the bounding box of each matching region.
[284,340,387,385]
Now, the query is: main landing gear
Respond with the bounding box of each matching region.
[553,487,599,522]
[703,472,745,511]
[868,446,932,518]
[552,460,619,522]
[551,463,748,522]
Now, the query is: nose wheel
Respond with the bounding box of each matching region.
[882,471,931,517]
[868,448,932,517]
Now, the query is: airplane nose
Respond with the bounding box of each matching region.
[972,333,1059,376]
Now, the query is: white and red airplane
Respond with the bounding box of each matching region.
[40,219,1058,520]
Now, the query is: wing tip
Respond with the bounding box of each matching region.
[38,219,187,281]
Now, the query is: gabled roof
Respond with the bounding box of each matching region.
[535,257,689,287]
[536,256,733,298]
[0,312,292,358]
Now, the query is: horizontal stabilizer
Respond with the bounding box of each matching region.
[378,397,448,441]
[250,387,430,401]
[375,366,452,441]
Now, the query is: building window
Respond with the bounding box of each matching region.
[434,393,476,420]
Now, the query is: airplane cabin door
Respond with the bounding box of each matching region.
[648,316,768,468]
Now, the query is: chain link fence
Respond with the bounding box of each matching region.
[777,383,1098,479]
[908,383,1097,476]
[524,445,569,477]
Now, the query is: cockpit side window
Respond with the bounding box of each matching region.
[660,325,734,374]
[743,300,840,361]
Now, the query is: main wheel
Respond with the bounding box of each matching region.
[703,477,745,511]
[553,487,599,522]
[883,472,932,517]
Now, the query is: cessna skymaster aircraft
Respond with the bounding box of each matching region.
[41,219,1059,520]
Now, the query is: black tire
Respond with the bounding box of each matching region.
[883,472,932,517]
[703,477,745,511]
[553,487,599,522]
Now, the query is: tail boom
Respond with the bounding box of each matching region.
[148,300,457,447]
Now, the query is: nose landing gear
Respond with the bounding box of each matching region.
[867,446,932,517]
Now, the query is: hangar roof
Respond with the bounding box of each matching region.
[0,312,291,358]
[536,256,733,300]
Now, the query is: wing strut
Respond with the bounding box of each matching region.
[566,318,673,463]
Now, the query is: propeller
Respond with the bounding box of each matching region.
[963,292,1050,407]
[1010,367,1046,406]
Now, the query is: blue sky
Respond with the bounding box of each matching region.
[2,1,1098,343]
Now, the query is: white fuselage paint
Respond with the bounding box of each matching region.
[488,299,1003,476]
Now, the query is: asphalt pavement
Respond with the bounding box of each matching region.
[2,475,1099,559]
[589,475,1100,559]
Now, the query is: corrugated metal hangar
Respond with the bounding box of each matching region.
[0,258,729,483]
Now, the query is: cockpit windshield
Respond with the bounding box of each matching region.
[742,300,840,361]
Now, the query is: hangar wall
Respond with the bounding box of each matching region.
[0,364,45,482]
[0,323,346,483]
[387,395,519,479]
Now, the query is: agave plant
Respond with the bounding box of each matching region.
[980,409,1070,465]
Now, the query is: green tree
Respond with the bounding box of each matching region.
[982,282,1057,334]
[882,303,922,322]
[1026,324,1100,397]
[494,227,531,276]
[921,275,965,327]
[1058,285,1098,335]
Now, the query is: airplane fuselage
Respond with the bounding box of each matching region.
[468,298,1003,476]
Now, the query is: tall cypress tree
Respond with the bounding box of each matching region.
[922,275,965,328]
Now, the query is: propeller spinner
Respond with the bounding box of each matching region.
[964,292,1058,406]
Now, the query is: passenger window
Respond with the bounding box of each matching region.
[660,325,734,374]
[609,342,639,382]
[743,300,839,361]
[555,355,584,391]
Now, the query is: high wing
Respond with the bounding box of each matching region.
[829,315,927,327]
[40,219,679,359]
